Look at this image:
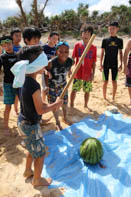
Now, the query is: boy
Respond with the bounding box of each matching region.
[22,27,50,124]
[11,45,63,187]
[11,28,22,114]
[23,27,41,46]
[42,32,59,101]
[100,22,123,101]
[70,26,97,110]
[47,41,74,130]
[11,28,22,52]
[124,39,131,105]
[0,36,18,135]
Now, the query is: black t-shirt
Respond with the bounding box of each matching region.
[19,76,41,124]
[0,52,18,83]
[42,44,56,60]
[48,56,73,88]
[101,36,123,67]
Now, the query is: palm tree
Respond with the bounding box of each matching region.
[77,3,89,25]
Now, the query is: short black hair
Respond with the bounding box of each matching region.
[23,27,41,44]
[10,28,21,37]
[0,35,13,45]
[49,31,59,38]
[109,22,119,27]
[81,26,94,36]
[18,45,43,63]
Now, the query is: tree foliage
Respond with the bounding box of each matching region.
[1,1,131,35]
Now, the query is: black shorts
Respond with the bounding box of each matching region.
[103,66,118,81]
[126,77,131,87]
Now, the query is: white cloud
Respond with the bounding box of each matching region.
[0,0,129,20]
[89,0,129,13]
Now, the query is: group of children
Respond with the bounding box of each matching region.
[0,22,130,187]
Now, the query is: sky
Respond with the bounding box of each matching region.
[0,0,129,21]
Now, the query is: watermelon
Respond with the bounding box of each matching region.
[80,137,103,165]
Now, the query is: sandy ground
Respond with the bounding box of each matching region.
[0,35,131,197]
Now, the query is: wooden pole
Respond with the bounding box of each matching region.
[60,34,96,99]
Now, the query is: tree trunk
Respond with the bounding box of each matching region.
[16,0,27,26]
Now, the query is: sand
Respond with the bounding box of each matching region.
[0,35,130,197]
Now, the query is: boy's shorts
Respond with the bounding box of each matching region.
[48,84,68,104]
[126,77,131,87]
[17,120,46,159]
[72,79,92,93]
[3,83,16,104]
[103,67,118,81]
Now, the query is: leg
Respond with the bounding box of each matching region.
[70,90,76,107]
[125,77,131,105]
[102,67,109,100]
[32,155,52,187]
[62,104,72,125]
[84,92,90,108]
[112,80,117,101]
[83,81,92,108]
[53,110,63,130]
[23,152,34,178]
[4,104,11,135]
[128,87,131,105]
[70,79,82,107]
[14,95,19,115]
[111,67,118,101]
[103,81,108,100]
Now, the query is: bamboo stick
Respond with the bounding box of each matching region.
[60,34,96,99]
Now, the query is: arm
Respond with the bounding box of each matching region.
[68,58,75,78]
[118,49,123,72]
[123,40,131,74]
[32,89,63,115]
[100,48,104,71]
[91,62,96,81]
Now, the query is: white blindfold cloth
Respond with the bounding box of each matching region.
[11,52,48,88]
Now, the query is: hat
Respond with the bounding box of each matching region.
[109,22,119,27]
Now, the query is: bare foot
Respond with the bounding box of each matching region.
[40,117,52,126]
[55,123,63,131]
[70,103,74,108]
[32,177,52,187]
[4,128,11,136]
[13,110,19,116]
[23,169,34,179]
[62,119,73,125]
[84,105,92,112]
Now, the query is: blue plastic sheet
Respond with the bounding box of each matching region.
[42,111,131,197]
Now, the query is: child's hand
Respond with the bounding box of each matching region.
[118,65,122,72]
[55,97,63,110]
[68,70,72,78]
[45,70,52,79]
[123,67,129,75]
[0,87,3,96]
[99,65,103,72]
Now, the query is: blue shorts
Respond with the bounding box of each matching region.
[17,120,46,159]
[3,83,16,104]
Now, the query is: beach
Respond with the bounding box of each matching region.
[0,35,130,197]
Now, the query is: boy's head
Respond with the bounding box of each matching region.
[48,32,59,46]
[23,27,41,45]
[10,28,22,46]
[18,45,43,64]
[0,35,13,53]
[81,26,93,44]
[108,22,119,36]
[56,41,69,63]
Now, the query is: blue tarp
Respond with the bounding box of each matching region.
[42,111,131,197]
